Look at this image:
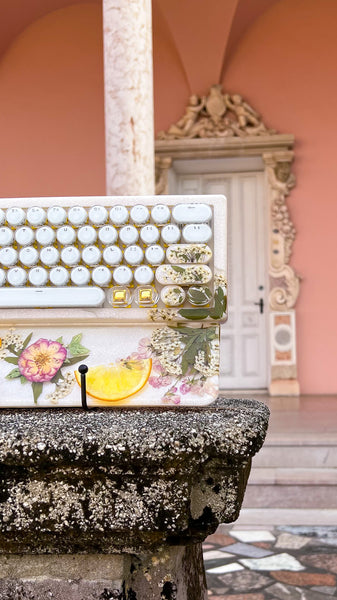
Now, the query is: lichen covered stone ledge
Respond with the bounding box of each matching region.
[0,398,269,599]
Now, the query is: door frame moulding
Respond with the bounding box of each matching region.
[155,86,300,395]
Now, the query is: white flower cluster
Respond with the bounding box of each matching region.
[148,308,178,322]
[46,372,75,404]
[151,328,183,376]
[214,272,227,288]
[0,328,24,358]
[194,340,220,377]
[161,286,185,307]
[159,265,211,285]
[167,244,212,264]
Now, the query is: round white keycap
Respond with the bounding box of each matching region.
[0,227,14,246]
[119,225,139,246]
[172,203,212,224]
[40,246,60,266]
[0,269,6,286]
[27,206,46,227]
[103,245,123,266]
[68,206,87,226]
[109,205,129,226]
[92,266,112,286]
[161,224,181,244]
[50,266,70,286]
[140,225,160,245]
[70,266,91,286]
[6,207,26,227]
[145,245,165,265]
[35,226,55,246]
[15,226,35,246]
[182,223,212,243]
[77,225,97,245]
[98,225,118,245]
[56,226,76,245]
[134,265,154,285]
[124,245,144,266]
[82,245,101,266]
[28,267,48,287]
[151,204,171,224]
[61,246,81,266]
[0,209,5,226]
[19,247,39,267]
[7,267,27,287]
[130,204,150,225]
[0,247,18,267]
[47,206,67,226]
[113,265,133,285]
[88,205,108,226]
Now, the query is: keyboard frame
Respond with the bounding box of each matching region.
[0,194,227,327]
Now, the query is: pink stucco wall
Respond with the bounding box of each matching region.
[0,3,105,197]
[0,0,335,393]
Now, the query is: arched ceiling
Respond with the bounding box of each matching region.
[0,0,100,59]
[0,0,280,87]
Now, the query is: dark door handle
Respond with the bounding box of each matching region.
[254,298,264,314]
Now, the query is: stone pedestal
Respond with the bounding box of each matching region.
[0,398,269,599]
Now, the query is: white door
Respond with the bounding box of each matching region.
[175,171,268,390]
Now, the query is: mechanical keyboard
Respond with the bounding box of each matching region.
[0,195,227,408]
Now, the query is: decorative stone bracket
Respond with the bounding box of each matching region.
[155,85,301,395]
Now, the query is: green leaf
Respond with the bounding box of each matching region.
[63,354,89,366]
[178,308,209,320]
[32,382,43,404]
[171,266,185,273]
[217,286,225,302]
[5,367,21,379]
[50,370,65,384]
[56,336,63,344]
[181,355,190,376]
[4,356,19,365]
[68,333,89,357]
[21,332,33,350]
[223,295,227,313]
[6,345,19,356]
[20,376,28,385]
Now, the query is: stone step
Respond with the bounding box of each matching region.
[243,484,337,509]
[248,467,337,485]
[231,508,337,527]
[252,443,337,468]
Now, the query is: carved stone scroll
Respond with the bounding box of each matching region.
[157,85,276,141]
[263,151,301,312]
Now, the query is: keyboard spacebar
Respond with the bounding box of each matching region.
[0,287,105,308]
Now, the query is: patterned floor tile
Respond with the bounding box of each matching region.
[270,571,336,587]
[240,553,305,572]
[220,595,265,600]
[231,530,276,543]
[216,570,273,591]
[299,554,337,574]
[203,550,234,560]
[222,542,273,558]
[311,586,337,596]
[275,532,311,549]
[206,563,244,574]
[206,534,236,546]
[265,583,331,600]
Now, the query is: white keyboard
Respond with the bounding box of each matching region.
[0,196,227,321]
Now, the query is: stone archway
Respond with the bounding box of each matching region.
[155,85,300,395]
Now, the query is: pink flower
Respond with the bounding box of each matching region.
[162,393,181,405]
[136,337,152,358]
[149,375,172,388]
[180,382,192,394]
[18,338,67,383]
[201,379,218,398]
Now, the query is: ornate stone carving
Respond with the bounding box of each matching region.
[155,156,172,195]
[157,85,276,140]
[264,151,301,311]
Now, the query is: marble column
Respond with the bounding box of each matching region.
[103,0,155,196]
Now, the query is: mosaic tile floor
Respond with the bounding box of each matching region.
[203,526,337,599]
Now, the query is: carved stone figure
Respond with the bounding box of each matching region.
[157,85,275,140]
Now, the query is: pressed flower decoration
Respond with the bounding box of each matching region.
[127,325,220,405]
[1,329,90,404]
